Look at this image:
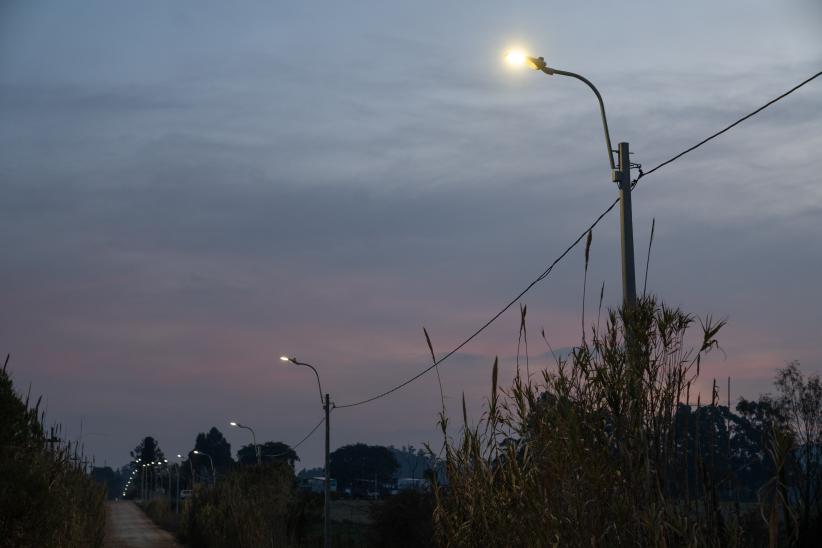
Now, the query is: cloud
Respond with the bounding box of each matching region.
[2,1,820,468]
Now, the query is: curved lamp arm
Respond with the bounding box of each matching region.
[233,422,260,464]
[232,422,257,445]
[527,56,616,173]
[289,358,325,406]
[192,450,214,473]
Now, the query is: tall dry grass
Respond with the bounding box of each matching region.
[0,357,106,547]
[431,296,748,547]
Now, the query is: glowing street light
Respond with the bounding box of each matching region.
[229,421,261,465]
[504,50,540,69]
[503,48,637,309]
[280,356,324,405]
[192,450,216,483]
[280,354,331,548]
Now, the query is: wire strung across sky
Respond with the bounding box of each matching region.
[289,416,325,451]
[633,70,822,186]
[277,69,822,431]
[334,198,621,409]
[262,416,324,460]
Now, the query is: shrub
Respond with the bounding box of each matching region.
[181,462,297,547]
[143,497,178,534]
[370,490,435,547]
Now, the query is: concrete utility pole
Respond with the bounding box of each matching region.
[324,393,331,548]
[617,142,637,308]
[175,464,180,514]
[508,53,638,309]
[281,355,332,548]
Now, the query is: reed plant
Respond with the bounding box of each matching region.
[0,357,106,547]
[431,296,749,547]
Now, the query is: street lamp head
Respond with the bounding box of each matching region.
[504,50,526,65]
[193,450,200,455]
[229,421,238,427]
[177,454,182,458]
[504,50,545,71]
[279,355,293,363]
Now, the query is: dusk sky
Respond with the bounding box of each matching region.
[2,1,821,469]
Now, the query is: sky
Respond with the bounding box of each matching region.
[1,0,821,469]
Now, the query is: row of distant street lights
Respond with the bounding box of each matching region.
[122,449,215,507]
[121,457,169,500]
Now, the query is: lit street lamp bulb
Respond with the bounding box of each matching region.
[229,421,238,427]
[505,50,527,65]
[177,454,182,458]
[279,355,290,362]
[505,50,542,70]
[193,450,200,455]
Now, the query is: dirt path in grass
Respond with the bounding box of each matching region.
[103,501,180,548]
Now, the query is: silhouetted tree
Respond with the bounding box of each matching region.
[193,427,233,476]
[329,443,398,490]
[391,445,428,479]
[131,436,164,464]
[91,466,120,499]
[773,361,822,545]
[238,442,299,466]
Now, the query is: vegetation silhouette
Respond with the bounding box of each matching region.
[0,356,105,547]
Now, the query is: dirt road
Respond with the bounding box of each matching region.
[103,501,180,548]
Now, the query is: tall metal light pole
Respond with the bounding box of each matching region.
[281,355,331,548]
[175,454,183,513]
[505,51,637,309]
[192,450,216,485]
[163,459,170,500]
[230,421,261,465]
[186,450,196,486]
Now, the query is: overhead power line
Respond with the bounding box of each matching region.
[335,197,620,409]
[634,70,822,185]
[262,416,324,460]
[334,69,822,410]
[290,416,325,451]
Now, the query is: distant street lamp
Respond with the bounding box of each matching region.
[141,463,147,500]
[170,454,182,513]
[183,452,195,485]
[280,355,331,548]
[192,450,216,484]
[158,458,172,502]
[230,421,261,465]
[505,50,637,309]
